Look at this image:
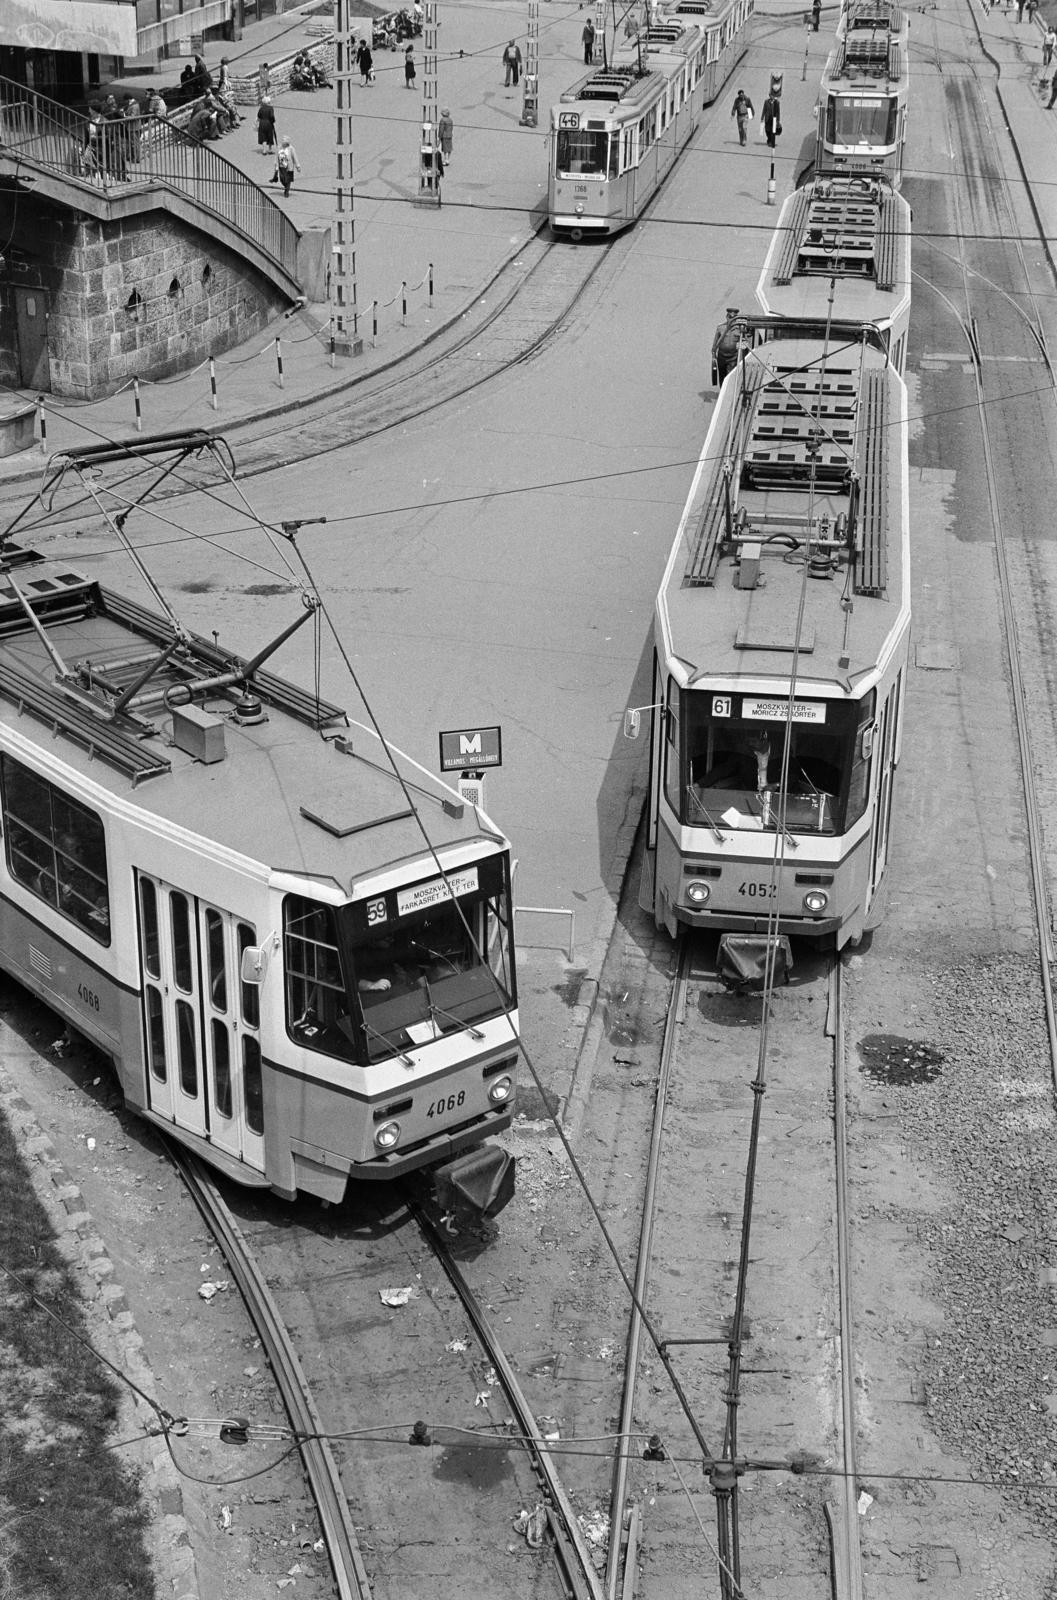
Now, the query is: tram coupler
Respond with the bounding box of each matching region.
[432,1142,516,1224]
[716,934,793,993]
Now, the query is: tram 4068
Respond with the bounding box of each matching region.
[632,322,910,949]
[0,433,519,1211]
[548,0,753,241]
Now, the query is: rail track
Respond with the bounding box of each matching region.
[597,934,862,1599]
[172,1148,608,1600]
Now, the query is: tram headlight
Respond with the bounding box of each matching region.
[488,1075,513,1105]
[803,890,829,915]
[374,1120,402,1150]
[685,881,711,905]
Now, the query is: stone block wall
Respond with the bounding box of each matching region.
[42,210,285,398]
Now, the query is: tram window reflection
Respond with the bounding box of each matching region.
[555,127,609,177]
[0,755,111,944]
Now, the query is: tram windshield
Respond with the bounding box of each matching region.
[824,94,897,147]
[555,127,616,177]
[283,856,515,1064]
[671,689,874,836]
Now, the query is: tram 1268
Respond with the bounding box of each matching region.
[0,433,519,1210]
[548,0,753,240]
[634,324,910,949]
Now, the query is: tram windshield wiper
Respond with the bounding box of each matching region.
[422,975,485,1040]
[361,1019,413,1067]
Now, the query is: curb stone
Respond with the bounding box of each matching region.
[0,1067,201,1600]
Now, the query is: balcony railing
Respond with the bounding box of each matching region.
[0,78,300,290]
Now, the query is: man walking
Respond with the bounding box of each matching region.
[762,89,781,148]
[1044,23,1056,65]
[583,17,596,63]
[276,136,301,197]
[503,39,523,86]
[731,87,754,146]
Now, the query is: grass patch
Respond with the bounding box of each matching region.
[0,1110,155,1600]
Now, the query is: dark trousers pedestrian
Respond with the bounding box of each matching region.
[736,114,749,145]
[279,167,293,195]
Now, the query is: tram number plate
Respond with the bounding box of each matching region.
[737,881,776,900]
[77,983,101,1011]
[427,1090,466,1119]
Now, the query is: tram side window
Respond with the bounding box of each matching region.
[237,921,260,1030]
[243,1036,264,1136]
[663,680,681,815]
[283,896,356,1062]
[0,755,111,944]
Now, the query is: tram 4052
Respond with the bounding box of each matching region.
[632,321,911,952]
[0,433,519,1214]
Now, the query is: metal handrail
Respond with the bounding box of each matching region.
[0,76,300,285]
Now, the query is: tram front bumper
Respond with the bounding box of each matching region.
[352,1105,514,1181]
[673,905,842,939]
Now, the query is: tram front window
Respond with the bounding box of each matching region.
[680,692,874,835]
[283,860,515,1064]
[555,127,610,177]
[825,95,896,147]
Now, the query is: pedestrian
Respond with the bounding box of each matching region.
[217,57,241,125]
[762,90,781,148]
[583,17,596,63]
[438,105,453,162]
[1015,0,1025,21]
[147,90,168,119]
[1027,0,1039,18]
[1044,24,1057,64]
[731,87,754,146]
[404,44,417,88]
[192,53,213,96]
[357,39,374,84]
[811,0,821,28]
[256,94,276,155]
[258,62,271,99]
[82,103,105,179]
[1049,71,1057,106]
[103,99,128,179]
[276,136,301,197]
[502,38,523,86]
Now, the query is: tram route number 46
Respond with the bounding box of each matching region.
[427,1091,466,1118]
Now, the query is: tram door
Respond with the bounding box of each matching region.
[869,678,900,894]
[137,873,265,1173]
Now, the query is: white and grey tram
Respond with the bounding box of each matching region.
[0,434,519,1206]
[816,0,909,189]
[755,174,912,377]
[548,0,753,240]
[636,324,910,949]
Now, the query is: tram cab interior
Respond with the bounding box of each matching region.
[821,91,900,154]
[283,860,515,1066]
[678,692,873,838]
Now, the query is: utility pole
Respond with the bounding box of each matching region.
[520,0,539,127]
[417,0,441,203]
[331,0,362,355]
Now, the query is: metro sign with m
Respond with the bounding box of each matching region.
[439,725,503,772]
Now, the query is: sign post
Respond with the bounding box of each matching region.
[439,725,503,812]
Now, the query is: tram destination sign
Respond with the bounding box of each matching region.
[742,697,826,724]
[439,725,503,772]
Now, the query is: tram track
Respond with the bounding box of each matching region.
[172,1144,606,1600]
[0,231,618,541]
[920,38,1057,1080]
[599,934,864,1599]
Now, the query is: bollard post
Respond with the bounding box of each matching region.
[330,329,336,369]
[275,336,284,390]
[428,261,434,307]
[401,281,407,325]
[372,300,379,346]
[37,395,47,455]
[767,160,776,205]
[133,376,143,432]
[209,357,218,411]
